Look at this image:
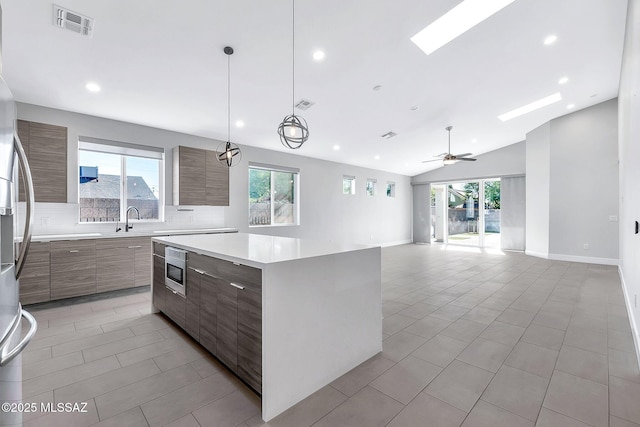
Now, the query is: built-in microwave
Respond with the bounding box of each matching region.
[165,247,187,297]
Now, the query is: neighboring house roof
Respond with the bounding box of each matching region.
[79,174,157,200]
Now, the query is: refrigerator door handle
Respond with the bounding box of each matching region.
[0,305,37,367]
[14,132,35,279]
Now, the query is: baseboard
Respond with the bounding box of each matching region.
[525,250,549,259]
[618,266,640,371]
[547,253,619,266]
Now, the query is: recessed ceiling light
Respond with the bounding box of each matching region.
[472,138,478,143]
[558,76,569,85]
[567,104,575,109]
[544,34,558,45]
[410,0,516,55]
[312,50,325,61]
[374,155,380,160]
[333,145,340,151]
[235,120,245,128]
[85,82,101,92]
[498,92,562,122]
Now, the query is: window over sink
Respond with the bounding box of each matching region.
[248,163,299,226]
[78,137,164,223]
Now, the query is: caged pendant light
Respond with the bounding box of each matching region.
[217,46,242,167]
[277,0,309,149]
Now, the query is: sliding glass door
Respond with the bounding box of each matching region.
[432,178,501,248]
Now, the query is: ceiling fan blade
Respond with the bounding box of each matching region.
[422,159,443,163]
[434,152,449,158]
[456,157,477,161]
[453,153,473,157]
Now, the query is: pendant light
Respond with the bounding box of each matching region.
[217,46,242,167]
[277,0,309,149]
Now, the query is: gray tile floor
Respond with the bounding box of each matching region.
[20,244,640,426]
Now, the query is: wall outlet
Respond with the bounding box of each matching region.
[370,235,374,241]
[609,215,618,222]
[583,243,589,250]
[41,217,50,226]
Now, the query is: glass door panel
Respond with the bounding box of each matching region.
[447,182,479,246]
[483,179,501,248]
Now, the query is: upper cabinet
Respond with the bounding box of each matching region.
[18,120,68,203]
[173,145,229,206]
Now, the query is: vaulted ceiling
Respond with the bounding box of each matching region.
[1,0,628,176]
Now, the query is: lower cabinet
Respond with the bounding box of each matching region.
[152,250,166,312]
[18,242,51,305]
[160,251,262,393]
[50,240,97,299]
[96,237,152,293]
[165,288,186,329]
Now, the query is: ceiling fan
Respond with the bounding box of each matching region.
[422,126,477,165]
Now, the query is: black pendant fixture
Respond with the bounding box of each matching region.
[217,46,242,167]
[277,0,309,149]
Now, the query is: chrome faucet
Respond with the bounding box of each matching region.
[125,206,140,232]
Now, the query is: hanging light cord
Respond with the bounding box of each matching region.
[292,0,295,115]
[227,52,231,142]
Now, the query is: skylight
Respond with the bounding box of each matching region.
[498,93,562,122]
[410,0,517,55]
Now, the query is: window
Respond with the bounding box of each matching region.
[386,181,396,198]
[343,175,356,195]
[249,163,299,226]
[78,137,163,222]
[366,179,376,196]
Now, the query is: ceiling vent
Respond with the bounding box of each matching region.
[381,131,397,139]
[295,99,314,111]
[53,5,94,37]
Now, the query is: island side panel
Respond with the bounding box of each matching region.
[261,246,382,421]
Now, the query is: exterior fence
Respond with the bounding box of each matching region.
[249,202,294,225]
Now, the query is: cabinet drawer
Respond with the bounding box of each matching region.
[153,242,166,257]
[164,287,186,328]
[189,252,260,290]
[50,240,96,299]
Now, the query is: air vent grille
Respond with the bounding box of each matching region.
[381,131,397,139]
[53,5,94,37]
[295,99,315,111]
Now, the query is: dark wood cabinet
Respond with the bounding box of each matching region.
[216,278,239,372]
[17,120,67,203]
[198,271,218,356]
[165,287,186,328]
[50,239,96,299]
[237,285,262,391]
[185,266,201,340]
[96,237,152,293]
[172,146,229,206]
[18,241,51,305]
[152,252,166,312]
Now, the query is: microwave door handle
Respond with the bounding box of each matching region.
[0,305,38,367]
[14,132,35,279]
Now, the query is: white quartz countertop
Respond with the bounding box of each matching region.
[21,228,238,242]
[152,233,378,266]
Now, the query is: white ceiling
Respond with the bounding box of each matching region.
[0,0,628,176]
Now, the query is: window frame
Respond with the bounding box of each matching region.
[386,181,396,198]
[366,178,377,196]
[343,175,356,195]
[248,163,300,227]
[78,137,164,224]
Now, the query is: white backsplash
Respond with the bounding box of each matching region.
[15,202,227,236]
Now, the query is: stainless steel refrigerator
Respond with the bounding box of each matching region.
[0,4,38,425]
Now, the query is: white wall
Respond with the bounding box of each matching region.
[525,99,619,265]
[548,99,618,261]
[412,141,526,184]
[226,145,412,246]
[618,0,640,364]
[525,123,551,256]
[411,141,526,244]
[16,103,412,246]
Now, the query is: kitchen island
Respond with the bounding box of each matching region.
[151,233,382,421]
